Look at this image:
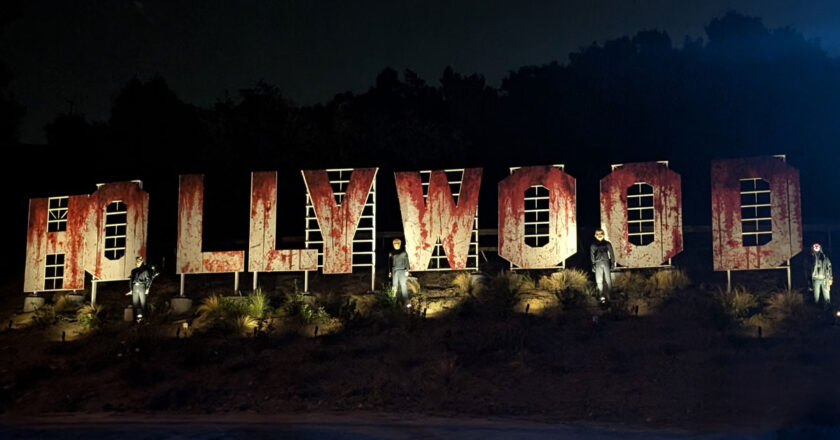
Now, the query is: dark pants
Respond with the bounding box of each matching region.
[132,283,148,319]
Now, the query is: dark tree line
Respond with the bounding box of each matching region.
[9,11,840,275]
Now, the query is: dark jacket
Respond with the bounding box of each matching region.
[807,252,833,281]
[130,264,158,290]
[590,240,615,268]
[388,249,410,272]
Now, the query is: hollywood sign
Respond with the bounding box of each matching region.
[24,157,802,294]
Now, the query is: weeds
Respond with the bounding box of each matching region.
[76,305,104,331]
[452,272,484,295]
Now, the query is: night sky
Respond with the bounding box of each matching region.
[5,0,840,144]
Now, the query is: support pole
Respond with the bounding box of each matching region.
[370,266,375,292]
[786,260,792,292]
[179,273,185,297]
[234,272,240,293]
[91,280,98,306]
[726,270,731,293]
[304,270,309,293]
[253,271,258,291]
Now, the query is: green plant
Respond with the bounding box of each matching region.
[283,287,332,324]
[195,294,256,335]
[246,289,271,320]
[76,304,104,331]
[373,282,400,309]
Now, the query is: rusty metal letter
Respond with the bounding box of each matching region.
[301,168,378,274]
[498,165,577,268]
[249,171,318,272]
[177,174,245,274]
[394,168,481,270]
[711,157,803,270]
[600,162,683,267]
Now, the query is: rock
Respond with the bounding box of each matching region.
[23,295,45,312]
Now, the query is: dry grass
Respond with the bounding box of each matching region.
[764,290,808,333]
[613,271,648,298]
[452,272,484,295]
[715,286,759,326]
[646,269,690,296]
[537,269,590,293]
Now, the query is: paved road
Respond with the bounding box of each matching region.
[0,413,837,439]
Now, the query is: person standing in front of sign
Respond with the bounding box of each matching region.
[591,229,615,303]
[807,243,833,308]
[126,256,158,323]
[388,238,411,307]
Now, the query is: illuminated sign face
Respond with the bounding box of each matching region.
[600,162,683,268]
[498,165,577,269]
[395,168,481,271]
[25,181,148,292]
[711,156,803,270]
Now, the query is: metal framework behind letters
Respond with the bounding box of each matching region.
[418,169,479,271]
[508,165,566,270]
[304,169,377,291]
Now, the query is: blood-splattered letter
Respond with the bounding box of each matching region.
[394,168,481,270]
[498,166,576,269]
[177,174,245,274]
[301,168,377,274]
[600,162,683,268]
[249,171,318,272]
[711,156,802,271]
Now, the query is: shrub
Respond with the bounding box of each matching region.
[76,305,104,331]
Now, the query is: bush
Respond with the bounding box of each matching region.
[452,272,484,295]
[76,305,104,331]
